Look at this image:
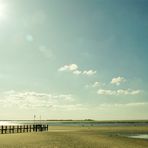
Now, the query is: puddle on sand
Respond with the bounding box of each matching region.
[127,134,148,139]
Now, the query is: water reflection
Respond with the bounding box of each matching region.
[0,121,17,125]
[128,134,148,139]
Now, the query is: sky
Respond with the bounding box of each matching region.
[0,0,148,120]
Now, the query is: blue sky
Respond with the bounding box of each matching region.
[0,0,148,120]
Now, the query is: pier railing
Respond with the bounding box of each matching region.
[0,124,48,134]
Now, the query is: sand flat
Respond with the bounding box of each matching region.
[0,126,148,148]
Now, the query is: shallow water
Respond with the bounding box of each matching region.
[0,121,18,125]
[0,120,148,127]
[128,134,148,139]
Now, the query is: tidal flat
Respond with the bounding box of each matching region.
[0,126,148,148]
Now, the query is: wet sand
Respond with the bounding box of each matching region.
[0,126,148,148]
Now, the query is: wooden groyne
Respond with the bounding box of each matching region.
[0,124,48,134]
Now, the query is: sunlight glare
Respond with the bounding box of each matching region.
[0,2,7,20]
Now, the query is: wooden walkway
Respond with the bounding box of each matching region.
[0,124,48,134]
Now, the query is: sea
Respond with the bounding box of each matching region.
[0,120,148,127]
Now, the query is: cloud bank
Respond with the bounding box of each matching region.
[97,89,141,95]
[0,90,85,111]
[98,102,148,109]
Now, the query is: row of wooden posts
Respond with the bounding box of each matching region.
[0,124,48,134]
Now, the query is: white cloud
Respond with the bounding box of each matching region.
[97,89,116,95]
[92,82,100,87]
[0,90,86,111]
[85,81,101,88]
[58,64,78,71]
[58,64,96,76]
[111,77,126,86]
[97,89,142,95]
[130,90,141,95]
[73,70,82,75]
[83,70,96,76]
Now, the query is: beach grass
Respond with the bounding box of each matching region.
[0,126,148,148]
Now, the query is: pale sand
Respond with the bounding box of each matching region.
[0,126,148,148]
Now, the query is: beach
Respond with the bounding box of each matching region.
[0,126,148,148]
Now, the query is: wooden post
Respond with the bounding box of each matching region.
[42,125,44,131]
[10,126,12,134]
[1,126,3,134]
[47,125,48,131]
[40,125,42,132]
[9,126,11,134]
[36,125,37,132]
[0,124,48,134]
[12,126,14,133]
[17,125,19,133]
[30,125,31,132]
[41,124,43,132]
[33,125,34,132]
[20,126,22,133]
[5,126,7,134]
[27,125,28,132]
[23,125,25,132]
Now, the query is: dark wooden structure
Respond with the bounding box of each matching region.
[0,124,48,134]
